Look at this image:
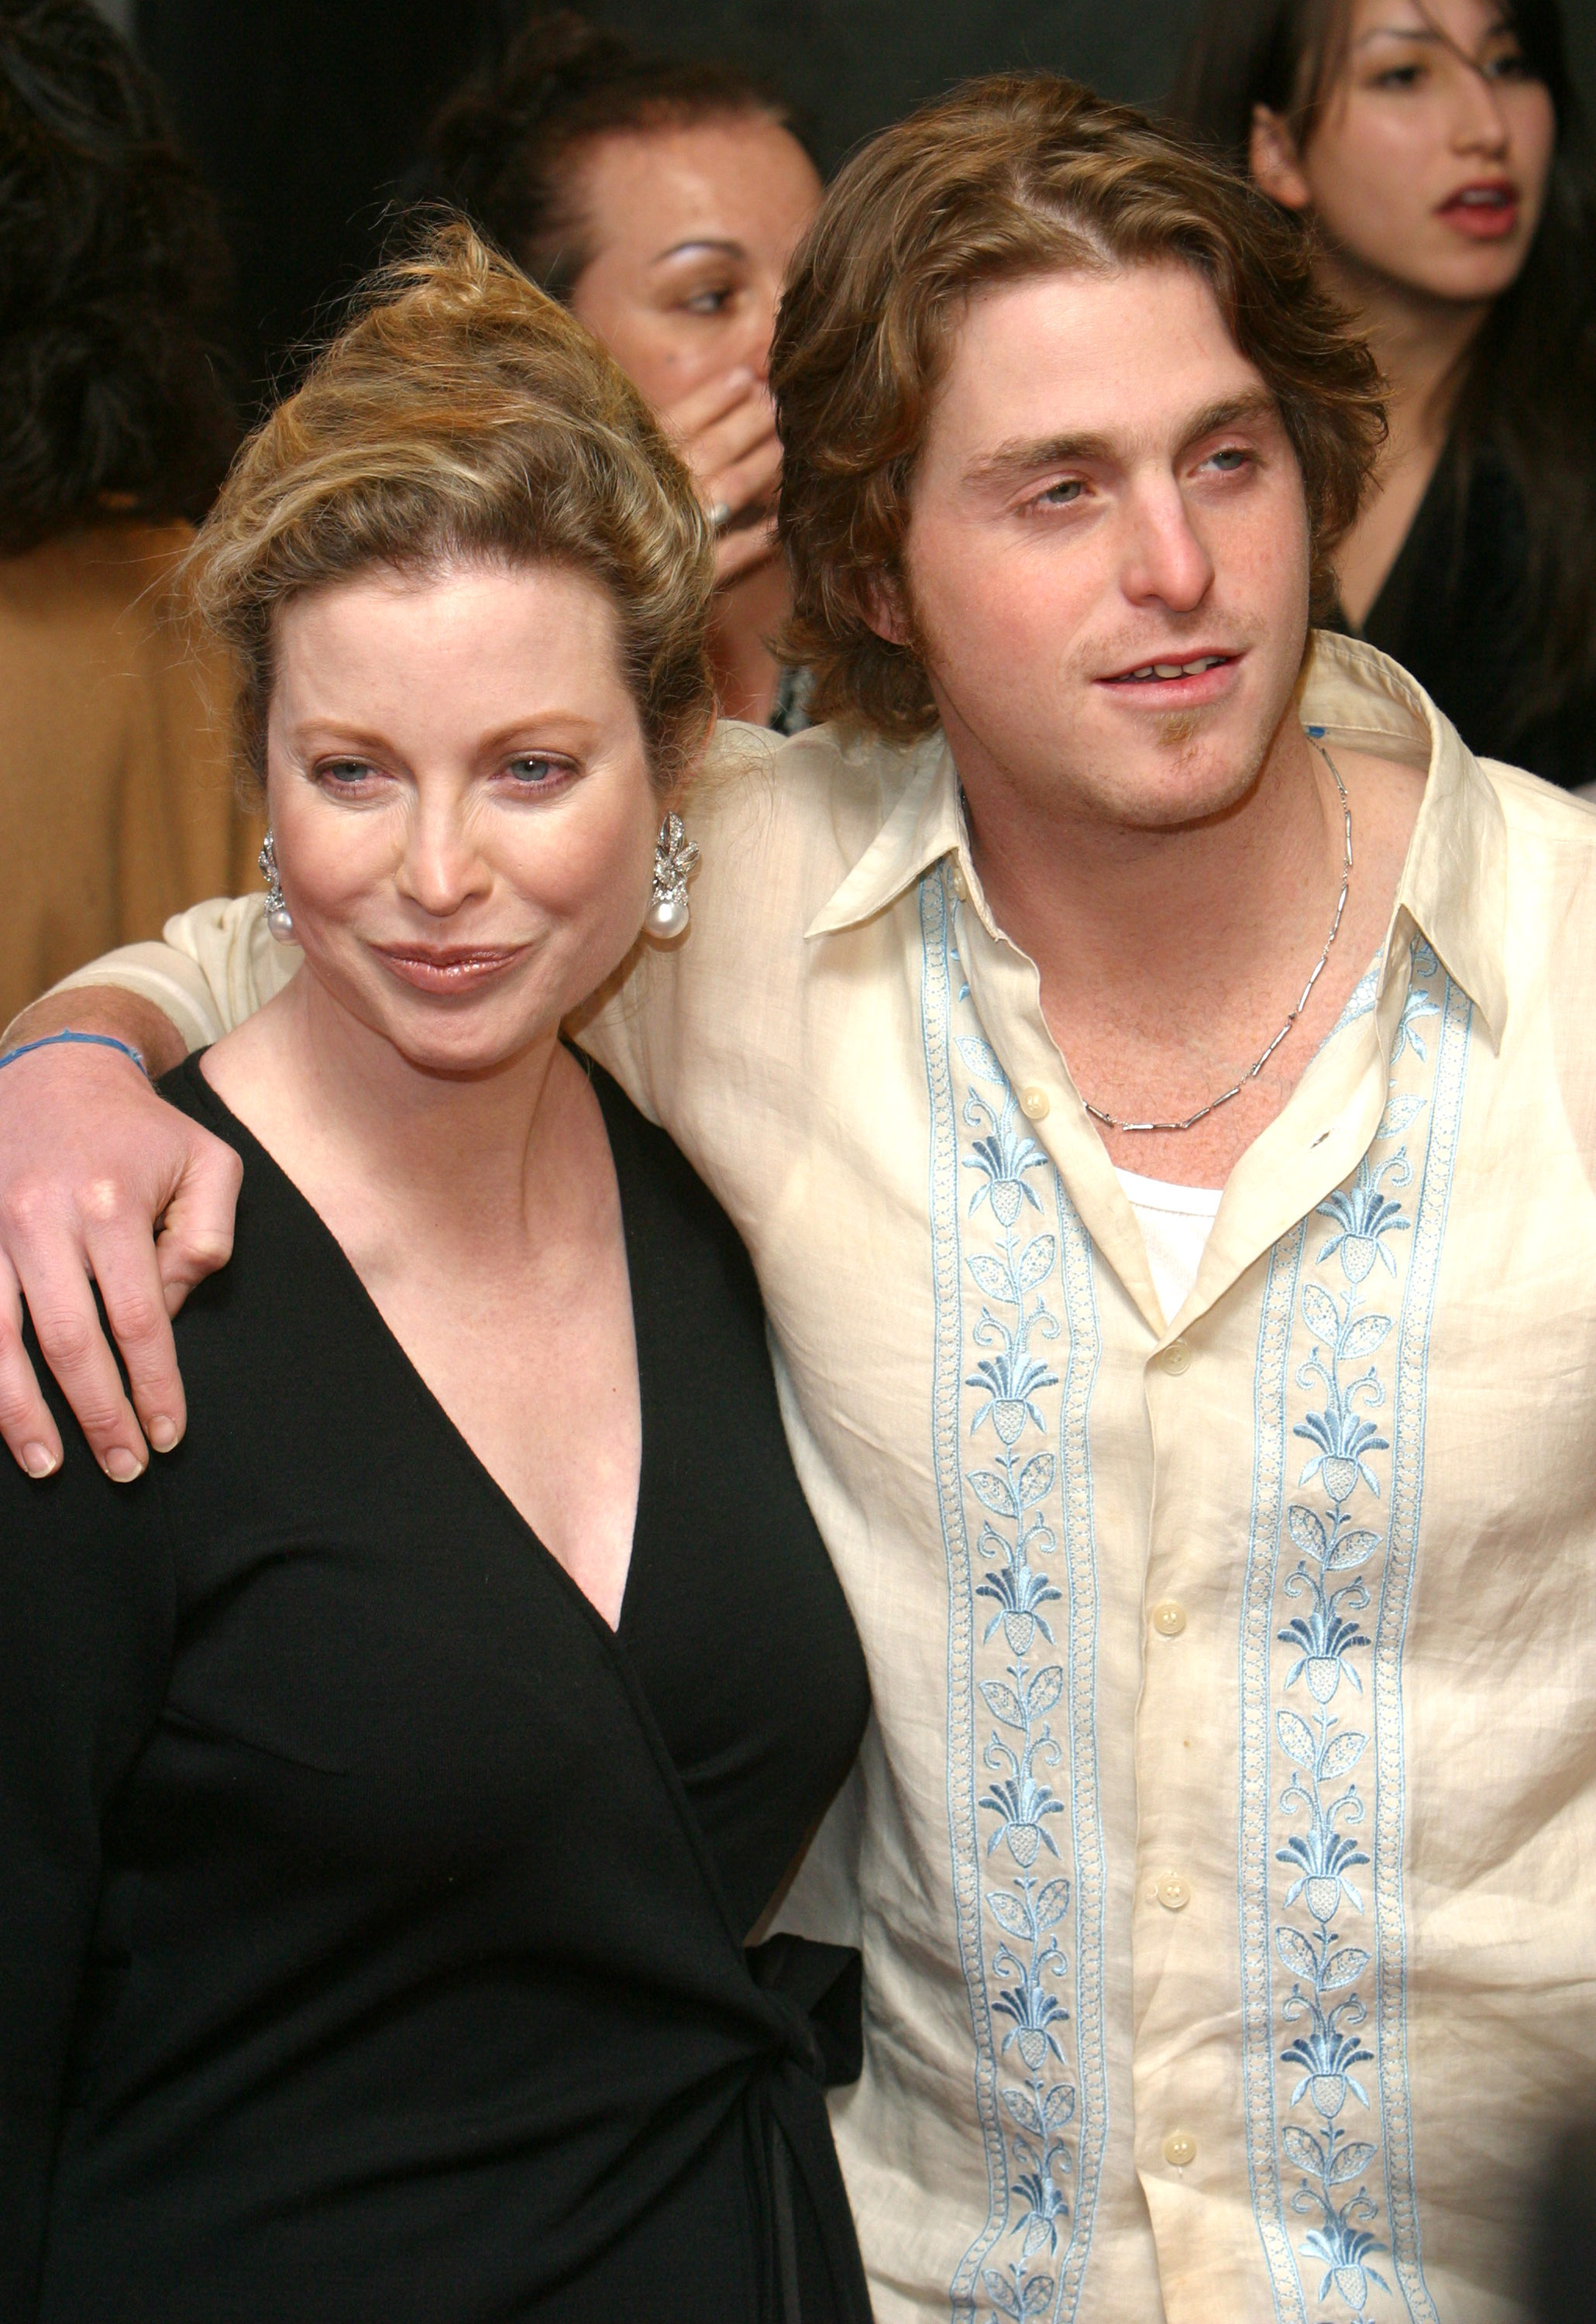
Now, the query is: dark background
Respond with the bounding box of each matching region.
[120,0,1596,402]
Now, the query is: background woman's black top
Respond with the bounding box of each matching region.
[1337,442,1594,792]
[0,1056,872,2324]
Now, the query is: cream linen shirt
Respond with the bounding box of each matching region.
[59,633,1596,2324]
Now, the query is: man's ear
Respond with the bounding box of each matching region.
[1249,105,1314,211]
[862,569,911,648]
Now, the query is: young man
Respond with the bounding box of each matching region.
[4,74,1594,2324]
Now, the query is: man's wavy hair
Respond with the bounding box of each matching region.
[772,73,1386,741]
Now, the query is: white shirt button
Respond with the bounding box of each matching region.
[1019,1087,1050,1121]
[1162,2129,1198,2168]
[948,864,968,900]
[1154,1872,1192,1912]
[1151,1599,1187,1638]
[1157,1338,1192,1375]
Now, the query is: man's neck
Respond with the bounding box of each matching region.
[955,703,1423,1188]
[964,706,1333,1065]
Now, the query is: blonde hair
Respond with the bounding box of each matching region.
[188,221,717,795]
[772,74,1386,740]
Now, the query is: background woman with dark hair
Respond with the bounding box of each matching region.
[1174,0,1596,788]
[0,0,261,1023]
[424,11,822,730]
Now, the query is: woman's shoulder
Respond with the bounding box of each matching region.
[153,1053,360,1336]
[157,1050,249,1151]
[582,1057,765,1325]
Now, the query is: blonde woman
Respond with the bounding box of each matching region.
[0,229,869,2324]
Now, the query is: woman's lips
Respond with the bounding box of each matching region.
[1437,184,1520,239]
[373,946,527,995]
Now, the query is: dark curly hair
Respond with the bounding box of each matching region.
[421,9,794,303]
[0,0,238,554]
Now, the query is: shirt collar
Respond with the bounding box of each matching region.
[803,731,970,940]
[1299,629,1508,1045]
[805,631,1510,1047]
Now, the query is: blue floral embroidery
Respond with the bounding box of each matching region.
[1239,937,1469,2324]
[920,866,1108,2324]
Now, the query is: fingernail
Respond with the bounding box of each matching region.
[148,1415,179,1452]
[22,1442,58,1479]
[103,1447,145,1484]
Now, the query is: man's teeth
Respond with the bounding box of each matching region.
[1123,656,1228,681]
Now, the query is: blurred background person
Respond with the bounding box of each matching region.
[423,11,822,728]
[0,0,262,1027]
[1532,2116,1596,2322]
[1175,0,1596,789]
[0,0,262,1026]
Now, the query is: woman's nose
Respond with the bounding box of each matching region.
[394,803,491,917]
[1450,60,1513,155]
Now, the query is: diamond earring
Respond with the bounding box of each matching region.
[258,830,295,942]
[645,810,699,941]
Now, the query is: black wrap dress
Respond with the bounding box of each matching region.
[0,1057,872,2323]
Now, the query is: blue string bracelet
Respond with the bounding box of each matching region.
[0,1029,146,1076]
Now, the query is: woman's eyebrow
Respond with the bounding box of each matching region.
[1352,18,1445,47]
[650,237,745,266]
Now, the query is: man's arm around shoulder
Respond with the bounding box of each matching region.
[0,899,272,1483]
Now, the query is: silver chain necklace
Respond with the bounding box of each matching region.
[1082,741,1353,1136]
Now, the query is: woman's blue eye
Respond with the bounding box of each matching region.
[1374,64,1424,88]
[506,757,567,786]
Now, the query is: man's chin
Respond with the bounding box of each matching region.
[1085,741,1274,834]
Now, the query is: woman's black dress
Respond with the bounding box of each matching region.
[0,1057,872,2324]
[1335,440,1594,790]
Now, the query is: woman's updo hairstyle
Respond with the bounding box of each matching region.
[187,221,717,799]
[423,10,795,301]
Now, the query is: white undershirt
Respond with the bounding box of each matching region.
[1113,1167,1223,1322]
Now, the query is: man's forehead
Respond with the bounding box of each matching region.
[931,259,1268,462]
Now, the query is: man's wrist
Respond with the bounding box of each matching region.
[0,989,190,1078]
[0,1030,146,1076]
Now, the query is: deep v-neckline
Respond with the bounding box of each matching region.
[181,1051,657,1638]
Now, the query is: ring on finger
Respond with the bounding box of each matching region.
[708,500,733,532]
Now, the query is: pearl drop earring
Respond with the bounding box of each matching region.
[645,811,699,941]
[258,831,295,942]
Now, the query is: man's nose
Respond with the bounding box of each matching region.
[1121,483,1214,614]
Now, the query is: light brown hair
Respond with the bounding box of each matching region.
[188,221,717,796]
[771,72,1386,741]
